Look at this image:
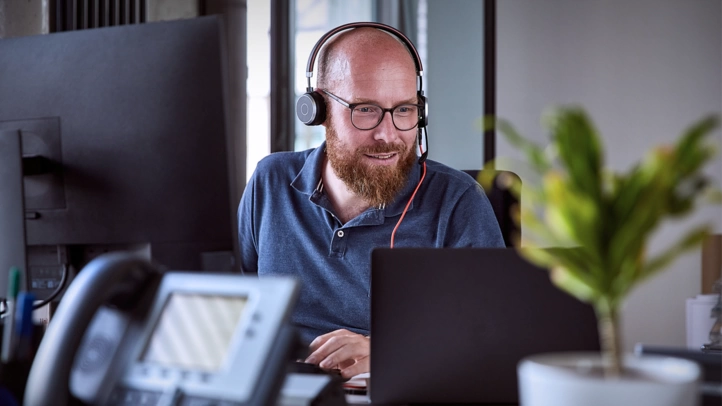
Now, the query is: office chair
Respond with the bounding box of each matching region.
[463,170,521,247]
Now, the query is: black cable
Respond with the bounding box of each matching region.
[0,263,70,317]
[418,127,429,164]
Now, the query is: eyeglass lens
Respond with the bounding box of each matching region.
[351,104,419,130]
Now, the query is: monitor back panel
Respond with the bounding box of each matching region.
[370,248,600,405]
[0,17,234,275]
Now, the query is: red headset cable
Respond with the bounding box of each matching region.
[390,144,427,248]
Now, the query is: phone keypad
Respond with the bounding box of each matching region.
[107,388,161,406]
[180,397,244,406]
[108,388,244,406]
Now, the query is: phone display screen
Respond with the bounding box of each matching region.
[141,293,248,371]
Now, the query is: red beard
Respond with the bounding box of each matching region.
[325,124,417,207]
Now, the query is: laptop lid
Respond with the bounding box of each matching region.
[370,248,600,405]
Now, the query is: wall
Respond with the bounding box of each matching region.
[426,0,484,170]
[497,0,722,350]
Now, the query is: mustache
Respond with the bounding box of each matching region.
[357,143,407,155]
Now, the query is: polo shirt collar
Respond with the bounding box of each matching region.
[291,143,327,196]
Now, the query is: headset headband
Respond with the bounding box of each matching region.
[296,21,428,132]
[303,22,424,90]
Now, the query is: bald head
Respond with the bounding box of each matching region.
[317,27,417,91]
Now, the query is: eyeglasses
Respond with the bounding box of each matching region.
[321,89,422,131]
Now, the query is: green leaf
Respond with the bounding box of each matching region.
[519,247,603,303]
[544,108,604,203]
[542,173,601,254]
[549,265,600,303]
[495,118,553,173]
[674,115,719,167]
[638,226,711,284]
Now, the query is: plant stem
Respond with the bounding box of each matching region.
[596,304,623,378]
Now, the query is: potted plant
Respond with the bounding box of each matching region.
[483,107,720,406]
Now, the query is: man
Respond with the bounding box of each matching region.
[237,26,504,379]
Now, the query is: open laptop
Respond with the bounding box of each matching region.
[370,248,600,405]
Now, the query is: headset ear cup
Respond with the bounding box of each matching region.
[296,91,327,126]
[418,95,428,128]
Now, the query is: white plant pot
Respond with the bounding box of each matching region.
[518,352,701,406]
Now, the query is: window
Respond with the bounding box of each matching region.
[246,1,272,181]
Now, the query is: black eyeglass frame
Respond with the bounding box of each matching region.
[321,89,423,131]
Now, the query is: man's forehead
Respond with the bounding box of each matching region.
[325,29,416,70]
[340,78,418,105]
[329,49,416,79]
[330,69,417,98]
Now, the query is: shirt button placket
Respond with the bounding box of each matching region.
[330,228,347,256]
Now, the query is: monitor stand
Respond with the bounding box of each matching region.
[0,129,28,294]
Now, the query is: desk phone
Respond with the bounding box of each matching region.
[24,253,299,406]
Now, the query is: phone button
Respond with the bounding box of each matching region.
[157,385,183,406]
[179,396,243,406]
[160,368,170,378]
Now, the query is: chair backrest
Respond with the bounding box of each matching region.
[463,170,521,247]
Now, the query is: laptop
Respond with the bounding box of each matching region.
[370,248,600,405]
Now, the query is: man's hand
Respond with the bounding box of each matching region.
[304,329,370,379]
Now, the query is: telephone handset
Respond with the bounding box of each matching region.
[24,253,299,406]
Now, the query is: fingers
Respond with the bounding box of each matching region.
[306,330,366,365]
[338,355,369,379]
[316,335,366,369]
[308,328,358,352]
[305,329,370,378]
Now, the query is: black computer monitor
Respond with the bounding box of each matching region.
[0,16,237,299]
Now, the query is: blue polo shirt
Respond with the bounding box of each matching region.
[238,142,504,343]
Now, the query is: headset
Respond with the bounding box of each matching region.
[295,22,429,163]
